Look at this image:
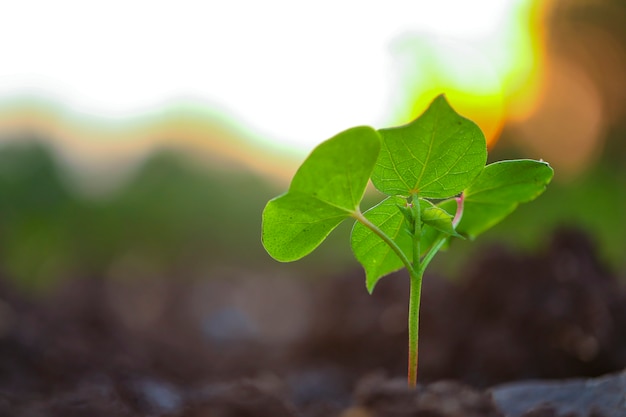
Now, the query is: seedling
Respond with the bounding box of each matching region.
[262,95,553,387]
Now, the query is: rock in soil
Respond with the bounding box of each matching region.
[490,370,625,417]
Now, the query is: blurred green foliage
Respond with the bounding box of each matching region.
[0,140,282,289]
[0,135,623,291]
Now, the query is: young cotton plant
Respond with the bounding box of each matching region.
[261,95,553,387]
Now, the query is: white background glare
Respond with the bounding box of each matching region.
[0,0,525,154]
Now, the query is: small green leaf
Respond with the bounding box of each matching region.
[262,126,381,261]
[372,95,487,198]
[396,203,415,230]
[441,159,554,238]
[351,196,412,292]
[419,199,462,238]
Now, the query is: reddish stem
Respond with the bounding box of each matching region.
[452,194,465,228]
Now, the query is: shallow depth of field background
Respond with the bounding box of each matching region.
[0,0,625,292]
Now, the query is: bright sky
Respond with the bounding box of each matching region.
[0,0,534,154]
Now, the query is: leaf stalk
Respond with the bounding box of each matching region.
[352,210,415,277]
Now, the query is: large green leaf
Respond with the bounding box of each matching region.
[372,95,487,199]
[351,196,445,292]
[262,126,381,261]
[289,126,381,210]
[372,96,487,198]
[441,159,554,239]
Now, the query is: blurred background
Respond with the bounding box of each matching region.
[0,0,625,291]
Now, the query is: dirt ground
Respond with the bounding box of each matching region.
[0,228,624,417]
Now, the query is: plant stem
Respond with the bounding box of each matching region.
[418,236,447,276]
[408,193,422,387]
[409,194,466,384]
[353,195,427,388]
[410,194,421,272]
[407,267,423,387]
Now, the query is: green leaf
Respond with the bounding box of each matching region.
[372,95,487,198]
[441,159,554,239]
[351,197,446,292]
[262,192,350,262]
[351,196,412,292]
[396,203,415,230]
[290,126,381,211]
[419,199,462,238]
[262,126,381,261]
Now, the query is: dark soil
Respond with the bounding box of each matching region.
[0,228,624,417]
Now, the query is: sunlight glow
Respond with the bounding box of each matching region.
[0,0,544,158]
